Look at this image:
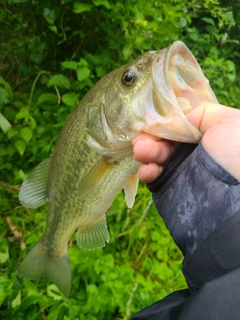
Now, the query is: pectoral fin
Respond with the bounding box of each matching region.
[19,157,51,208]
[76,215,109,250]
[78,157,114,197]
[123,173,139,208]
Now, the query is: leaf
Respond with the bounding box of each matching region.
[202,17,215,26]
[12,291,21,308]
[0,248,9,263]
[16,107,29,120]
[15,140,26,156]
[49,25,58,34]
[43,8,56,24]
[123,43,133,59]
[77,67,91,81]
[61,61,78,70]
[7,127,18,139]
[93,0,111,9]
[4,82,13,98]
[37,93,58,105]
[62,93,79,107]
[30,52,45,64]
[73,2,93,13]
[47,75,71,89]
[179,17,187,28]
[0,87,9,106]
[47,284,63,301]
[0,113,11,133]
[20,127,33,143]
[78,58,88,67]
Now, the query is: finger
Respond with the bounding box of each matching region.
[138,163,163,183]
[132,132,162,145]
[133,139,175,165]
[186,102,240,133]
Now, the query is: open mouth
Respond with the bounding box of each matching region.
[164,41,218,114]
[146,41,218,143]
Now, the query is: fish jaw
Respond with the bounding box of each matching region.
[133,41,218,143]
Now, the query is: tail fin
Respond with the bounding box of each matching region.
[17,240,71,297]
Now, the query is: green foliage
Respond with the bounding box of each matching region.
[0,0,240,319]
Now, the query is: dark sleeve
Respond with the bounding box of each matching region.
[131,266,240,320]
[147,142,240,256]
[131,143,240,320]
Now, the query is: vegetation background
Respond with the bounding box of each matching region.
[0,0,240,319]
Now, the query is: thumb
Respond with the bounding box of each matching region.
[186,102,240,133]
[186,102,240,180]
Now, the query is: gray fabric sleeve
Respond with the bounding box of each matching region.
[150,142,240,256]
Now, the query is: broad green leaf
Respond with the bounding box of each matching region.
[123,43,133,59]
[202,17,215,25]
[179,17,187,28]
[77,67,90,82]
[93,0,111,9]
[20,295,41,310]
[16,107,29,120]
[47,284,63,301]
[62,93,79,107]
[0,87,9,106]
[43,8,56,24]
[7,146,15,156]
[0,113,11,133]
[23,279,39,295]
[20,127,33,143]
[61,61,78,70]
[73,2,93,13]
[30,52,45,64]
[0,248,9,263]
[7,127,18,139]
[4,82,13,98]
[0,288,8,305]
[48,75,71,89]
[49,25,58,34]
[78,58,88,67]
[15,140,26,156]
[29,116,37,130]
[12,291,21,308]
[37,93,58,105]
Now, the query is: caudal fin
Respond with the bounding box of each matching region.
[17,240,71,297]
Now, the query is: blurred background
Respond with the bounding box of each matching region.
[0,0,240,319]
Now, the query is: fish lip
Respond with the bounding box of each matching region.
[146,41,215,142]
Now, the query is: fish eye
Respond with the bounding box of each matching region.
[121,70,136,87]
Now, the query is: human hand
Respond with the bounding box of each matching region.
[132,102,240,182]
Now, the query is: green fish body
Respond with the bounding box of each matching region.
[18,41,218,296]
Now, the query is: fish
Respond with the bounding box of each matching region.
[17,41,218,297]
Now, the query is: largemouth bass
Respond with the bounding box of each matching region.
[18,41,218,296]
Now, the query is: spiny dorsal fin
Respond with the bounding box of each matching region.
[19,157,51,208]
[78,157,114,197]
[123,173,139,208]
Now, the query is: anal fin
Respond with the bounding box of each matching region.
[123,173,139,208]
[76,215,109,250]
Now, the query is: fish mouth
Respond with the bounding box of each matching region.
[145,41,218,143]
